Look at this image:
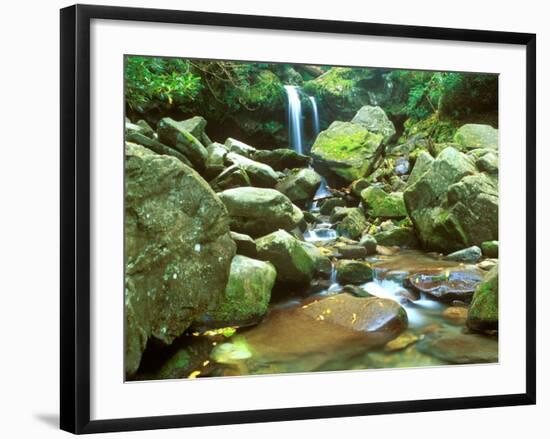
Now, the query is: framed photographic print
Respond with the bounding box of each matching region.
[60,4,536,434]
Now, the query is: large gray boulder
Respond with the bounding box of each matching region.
[403,146,498,253]
[255,230,316,285]
[311,121,384,182]
[225,152,279,188]
[225,137,257,157]
[406,150,434,188]
[453,124,498,150]
[157,117,208,171]
[351,105,396,143]
[217,187,304,237]
[275,168,322,207]
[124,143,235,376]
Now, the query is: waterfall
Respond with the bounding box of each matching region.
[284,85,304,154]
[309,96,320,138]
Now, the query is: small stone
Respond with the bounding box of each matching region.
[444,246,482,263]
[385,332,419,351]
[442,306,468,325]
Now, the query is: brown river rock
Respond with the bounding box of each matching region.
[238,293,408,365]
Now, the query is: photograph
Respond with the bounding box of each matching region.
[124,56,500,381]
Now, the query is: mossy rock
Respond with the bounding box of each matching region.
[467,264,498,332]
[361,186,407,218]
[336,260,374,284]
[481,240,499,258]
[454,124,498,150]
[201,255,276,326]
[351,105,396,144]
[275,168,322,208]
[336,207,369,240]
[374,227,419,248]
[311,121,384,182]
[255,230,316,285]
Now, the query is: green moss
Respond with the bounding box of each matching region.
[401,112,457,143]
[467,265,498,332]
[361,187,407,218]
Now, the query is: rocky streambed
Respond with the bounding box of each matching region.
[125,103,499,381]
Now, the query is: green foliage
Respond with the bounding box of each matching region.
[390,70,497,121]
[125,56,203,112]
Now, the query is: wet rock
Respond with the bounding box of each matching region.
[442,306,468,325]
[204,142,228,179]
[198,255,276,327]
[230,231,257,258]
[311,121,384,182]
[319,197,347,215]
[444,246,482,263]
[336,207,369,240]
[374,227,419,248]
[252,148,311,170]
[478,259,498,271]
[481,240,499,258]
[124,143,235,376]
[418,332,498,364]
[336,244,368,259]
[225,152,278,188]
[341,284,374,298]
[218,187,303,238]
[209,164,251,191]
[275,168,322,207]
[255,230,316,285]
[404,147,498,253]
[299,241,333,278]
[157,117,208,171]
[359,234,378,255]
[394,288,420,303]
[467,264,498,332]
[408,267,483,302]
[225,137,257,157]
[406,150,433,188]
[385,332,419,351]
[336,260,374,284]
[454,124,498,150]
[351,105,396,143]
[376,245,401,256]
[361,187,407,218]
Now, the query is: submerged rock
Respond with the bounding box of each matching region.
[218,187,304,238]
[361,186,407,218]
[311,121,384,182]
[418,331,498,364]
[255,230,316,285]
[252,148,310,170]
[336,260,374,284]
[467,264,498,332]
[275,168,322,207]
[124,143,235,376]
[404,147,498,253]
[351,105,396,144]
[408,267,483,302]
[454,124,498,150]
[444,246,482,263]
[198,255,276,327]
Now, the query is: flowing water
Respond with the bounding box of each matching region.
[284,85,304,154]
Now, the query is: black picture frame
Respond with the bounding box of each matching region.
[60,4,537,434]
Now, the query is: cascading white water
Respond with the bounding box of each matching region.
[284,85,304,154]
[309,96,320,138]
